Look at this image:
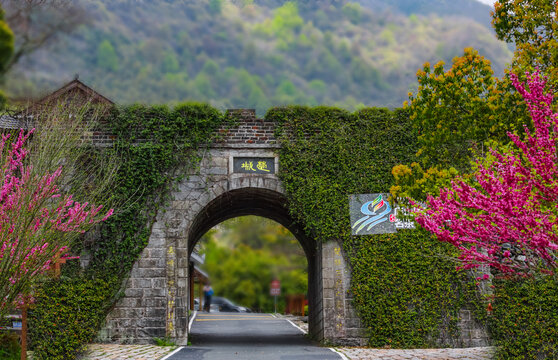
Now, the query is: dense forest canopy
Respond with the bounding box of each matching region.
[200,216,307,312]
[4,0,511,114]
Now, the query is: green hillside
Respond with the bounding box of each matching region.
[5,0,512,114]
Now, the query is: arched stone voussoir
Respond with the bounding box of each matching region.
[187,187,310,256]
[204,180,229,205]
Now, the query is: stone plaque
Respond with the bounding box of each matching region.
[233,157,275,174]
[349,193,397,235]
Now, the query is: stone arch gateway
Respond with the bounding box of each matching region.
[186,188,319,332]
[100,110,367,346]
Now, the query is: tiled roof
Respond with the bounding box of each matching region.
[31,78,114,108]
[0,78,113,130]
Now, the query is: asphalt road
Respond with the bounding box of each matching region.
[168,312,342,360]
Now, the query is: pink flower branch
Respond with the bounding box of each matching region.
[0,129,113,314]
[414,70,558,275]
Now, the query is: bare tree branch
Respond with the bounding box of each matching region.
[0,0,88,75]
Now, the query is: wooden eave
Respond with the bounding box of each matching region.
[193,266,209,282]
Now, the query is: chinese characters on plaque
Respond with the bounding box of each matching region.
[233,157,275,174]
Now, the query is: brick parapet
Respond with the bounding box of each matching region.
[217,109,277,145]
[85,109,278,148]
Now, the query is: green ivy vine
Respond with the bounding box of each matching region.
[87,103,226,276]
[490,275,558,360]
[30,102,228,359]
[270,105,485,347]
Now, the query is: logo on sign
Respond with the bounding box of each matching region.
[349,193,397,235]
[349,194,416,235]
[351,194,394,234]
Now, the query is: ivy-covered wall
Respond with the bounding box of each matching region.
[29,103,228,359]
[87,103,225,276]
[346,230,484,348]
[490,276,558,359]
[270,105,487,347]
[26,101,557,358]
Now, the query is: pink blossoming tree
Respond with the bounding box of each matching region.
[415,70,558,276]
[0,129,113,318]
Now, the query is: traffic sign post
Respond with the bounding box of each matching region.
[270,279,281,314]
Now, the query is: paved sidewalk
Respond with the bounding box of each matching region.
[74,343,495,360]
[77,344,177,360]
[280,315,495,360]
[76,343,495,360]
[337,347,495,360]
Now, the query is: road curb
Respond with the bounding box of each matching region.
[329,347,350,360]
[159,346,184,360]
[285,318,307,334]
[188,310,197,332]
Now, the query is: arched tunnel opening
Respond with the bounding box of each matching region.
[186,187,320,339]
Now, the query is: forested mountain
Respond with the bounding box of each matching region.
[5,0,511,114]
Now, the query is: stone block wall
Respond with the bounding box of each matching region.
[320,240,367,346]
[98,225,170,343]
[457,309,490,347]
[101,145,292,345]
[308,242,324,341]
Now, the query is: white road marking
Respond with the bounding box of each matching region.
[188,310,197,332]
[195,318,278,321]
[160,346,184,360]
[285,319,307,334]
[329,347,350,360]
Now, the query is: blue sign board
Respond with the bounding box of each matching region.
[349,193,396,235]
[349,193,416,235]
